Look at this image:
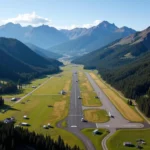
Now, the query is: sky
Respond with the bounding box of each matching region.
[0,0,150,31]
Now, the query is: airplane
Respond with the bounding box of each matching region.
[107,112,114,118]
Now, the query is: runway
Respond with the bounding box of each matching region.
[66,70,96,150]
[65,70,146,150]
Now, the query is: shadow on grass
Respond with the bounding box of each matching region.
[48,105,53,107]
[0,104,20,113]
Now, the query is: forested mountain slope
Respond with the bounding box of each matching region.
[73,27,150,117]
[0,38,62,82]
[26,43,62,59]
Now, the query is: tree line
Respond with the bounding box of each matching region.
[0,81,18,94]
[0,122,80,150]
[0,96,4,106]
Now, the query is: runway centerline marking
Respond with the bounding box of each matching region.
[75,77,77,108]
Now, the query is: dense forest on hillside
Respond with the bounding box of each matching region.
[0,122,80,150]
[73,27,150,117]
[26,43,63,59]
[0,82,18,94]
[0,38,62,84]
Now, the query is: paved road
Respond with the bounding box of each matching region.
[61,70,146,150]
[85,72,144,129]
[15,77,53,104]
[101,129,116,150]
[66,70,96,150]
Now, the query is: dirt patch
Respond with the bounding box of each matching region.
[63,80,71,92]
[49,100,66,123]
[89,73,107,89]
[82,92,89,106]
[104,89,143,122]
[82,78,93,91]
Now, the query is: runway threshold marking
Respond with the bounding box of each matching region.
[123,124,137,127]
[71,125,77,127]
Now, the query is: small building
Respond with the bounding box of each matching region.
[3,117,15,124]
[81,118,87,122]
[21,122,29,126]
[43,125,48,129]
[93,129,99,135]
[60,90,66,95]
[23,115,28,119]
[81,118,84,122]
[32,86,36,88]
[11,97,16,101]
[47,123,51,128]
[78,96,81,99]
[123,142,133,147]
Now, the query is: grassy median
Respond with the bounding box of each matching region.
[78,71,102,107]
[84,109,109,123]
[107,129,150,150]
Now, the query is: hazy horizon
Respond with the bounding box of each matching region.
[0,0,150,31]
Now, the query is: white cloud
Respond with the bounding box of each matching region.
[82,20,101,28]
[56,20,102,30]
[0,12,101,30]
[1,12,52,26]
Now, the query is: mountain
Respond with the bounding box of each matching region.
[0,37,62,82]
[73,26,150,69]
[26,43,62,59]
[0,23,69,48]
[60,28,89,39]
[49,21,136,56]
[73,26,150,117]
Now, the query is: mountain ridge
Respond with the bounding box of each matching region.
[0,23,69,48]
[49,21,136,56]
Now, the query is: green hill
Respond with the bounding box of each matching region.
[26,43,62,59]
[0,37,62,82]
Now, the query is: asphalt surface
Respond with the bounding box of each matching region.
[65,70,146,150]
[66,70,96,150]
[85,72,144,129]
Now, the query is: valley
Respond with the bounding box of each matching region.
[1,63,149,150]
[0,3,150,149]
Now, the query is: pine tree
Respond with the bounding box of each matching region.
[0,96,4,106]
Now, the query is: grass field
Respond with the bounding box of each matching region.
[61,120,67,128]
[2,76,49,98]
[81,128,109,150]
[107,129,150,150]
[78,72,101,107]
[84,109,109,123]
[89,73,143,122]
[0,68,85,149]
